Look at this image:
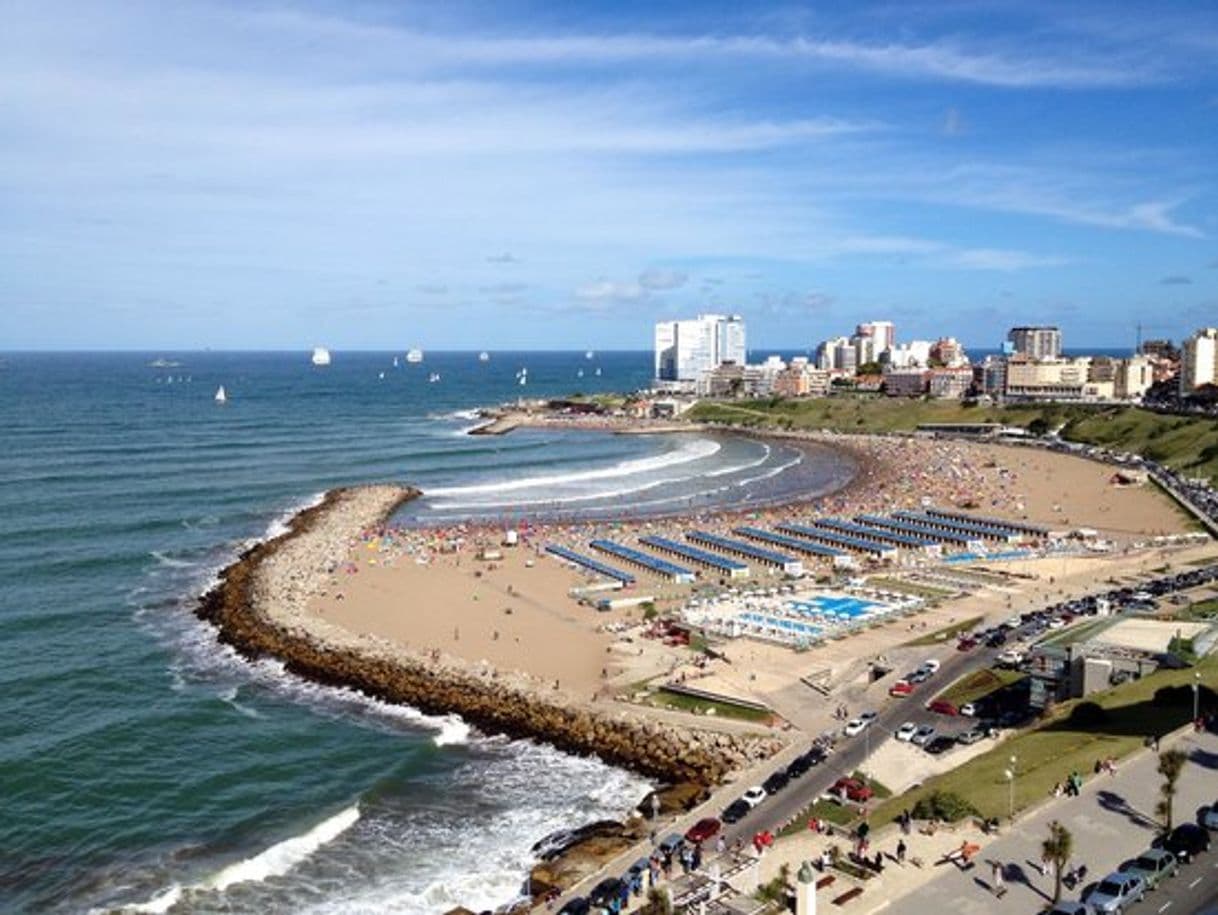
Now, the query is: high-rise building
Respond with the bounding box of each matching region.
[654,313,746,382]
[1180,328,1218,394]
[1007,326,1062,361]
[857,321,896,353]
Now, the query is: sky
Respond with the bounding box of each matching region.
[2,0,1217,351]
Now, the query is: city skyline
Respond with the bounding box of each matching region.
[3,1,1217,350]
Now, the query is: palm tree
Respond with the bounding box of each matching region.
[1156,748,1189,831]
[645,885,672,915]
[1042,820,1074,903]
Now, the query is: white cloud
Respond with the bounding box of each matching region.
[638,268,688,290]
[575,280,646,303]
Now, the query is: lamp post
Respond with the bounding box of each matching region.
[1194,671,1202,723]
[1004,755,1018,821]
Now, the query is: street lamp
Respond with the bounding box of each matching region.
[1194,672,1202,723]
[1004,755,1018,821]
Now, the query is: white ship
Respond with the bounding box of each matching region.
[585,350,594,360]
[429,372,441,383]
[311,347,331,366]
[214,385,227,404]
[478,351,490,363]
[406,348,424,364]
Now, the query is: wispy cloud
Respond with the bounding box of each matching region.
[1161,275,1192,285]
[638,268,688,290]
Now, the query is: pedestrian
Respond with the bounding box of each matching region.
[991,861,1004,894]
[715,834,726,855]
[897,839,907,864]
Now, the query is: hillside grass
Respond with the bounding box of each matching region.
[903,616,984,647]
[686,399,1218,485]
[933,668,1026,708]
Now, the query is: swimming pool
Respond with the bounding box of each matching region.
[787,594,883,619]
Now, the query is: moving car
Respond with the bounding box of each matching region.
[858,711,878,726]
[1119,848,1178,890]
[830,777,873,803]
[910,725,936,746]
[721,799,750,824]
[921,659,941,673]
[843,718,866,737]
[1161,822,1211,862]
[895,722,918,742]
[889,679,913,697]
[741,786,767,807]
[1086,871,1145,913]
[684,818,721,844]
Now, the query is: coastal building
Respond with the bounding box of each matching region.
[885,340,933,369]
[928,366,974,399]
[930,337,969,367]
[1180,328,1218,394]
[1004,356,1090,400]
[1115,355,1153,401]
[773,359,829,398]
[654,313,746,385]
[883,368,929,397]
[815,335,857,373]
[857,320,895,355]
[1007,325,1062,361]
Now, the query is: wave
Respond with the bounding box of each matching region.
[427,475,678,511]
[738,453,803,486]
[117,805,361,912]
[149,550,198,570]
[262,491,327,541]
[706,442,770,477]
[424,438,721,498]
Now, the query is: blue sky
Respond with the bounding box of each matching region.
[2,0,1216,350]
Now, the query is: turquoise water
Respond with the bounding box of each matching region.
[0,351,848,914]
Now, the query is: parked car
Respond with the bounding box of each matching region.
[1161,822,1211,862]
[589,878,625,908]
[558,897,591,915]
[1045,902,1094,915]
[1086,871,1146,913]
[858,711,878,726]
[786,755,812,778]
[910,725,936,746]
[830,777,873,803]
[763,771,790,795]
[928,699,958,716]
[889,680,913,697]
[956,637,977,651]
[658,834,684,854]
[895,722,918,742]
[956,725,987,745]
[1119,848,1178,890]
[684,818,721,844]
[920,659,941,674]
[924,735,956,755]
[741,786,767,808]
[959,702,978,717]
[722,799,750,824]
[1199,803,1218,830]
[908,669,931,684]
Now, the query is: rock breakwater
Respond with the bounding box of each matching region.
[195,485,782,786]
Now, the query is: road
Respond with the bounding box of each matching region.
[720,627,1016,844]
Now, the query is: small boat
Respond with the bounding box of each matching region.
[311,347,331,366]
[519,375,527,386]
[479,351,490,363]
[214,385,227,404]
[149,358,180,368]
[594,367,601,377]
[406,348,424,364]
[378,371,385,380]
[585,350,594,360]
[393,357,399,367]
[429,372,441,383]
[577,369,584,378]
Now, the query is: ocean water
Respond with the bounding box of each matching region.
[0,351,845,914]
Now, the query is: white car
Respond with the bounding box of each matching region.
[920,659,941,674]
[843,718,866,737]
[959,703,978,718]
[741,786,767,807]
[895,722,918,742]
[997,649,1024,667]
[910,725,936,746]
[858,711,878,726]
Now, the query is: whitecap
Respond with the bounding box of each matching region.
[207,804,360,891]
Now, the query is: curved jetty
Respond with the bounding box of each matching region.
[195,484,781,785]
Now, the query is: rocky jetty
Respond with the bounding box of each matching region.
[195,485,783,786]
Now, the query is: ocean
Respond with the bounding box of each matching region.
[0,351,843,914]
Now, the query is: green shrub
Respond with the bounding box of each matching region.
[911,790,977,822]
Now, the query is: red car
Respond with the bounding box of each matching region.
[928,699,959,716]
[685,817,721,844]
[889,680,913,697]
[957,637,977,651]
[830,777,874,803]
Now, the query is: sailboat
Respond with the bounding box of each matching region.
[585,350,594,360]
[577,369,584,378]
[478,351,490,363]
[594,367,602,377]
[406,348,424,364]
[214,385,227,404]
[311,347,331,366]
[393,356,399,368]
[519,375,527,386]
[428,372,441,383]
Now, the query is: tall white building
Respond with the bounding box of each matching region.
[654,313,746,382]
[1007,326,1062,361]
[1180,328,1218,394]
[857,321,895,353]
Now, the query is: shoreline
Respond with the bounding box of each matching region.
[194,484,784,786]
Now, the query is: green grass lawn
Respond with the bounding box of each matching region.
[778,772,892,837]
[1036,617,1114,647]
[1170,597,1218,622]
[933,668,1025,708]
[903,616,984,647]
[648,687,773,723]
[864,654,1218,828]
